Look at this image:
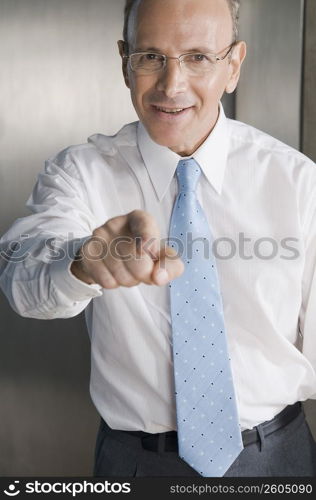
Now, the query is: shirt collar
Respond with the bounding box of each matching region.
[137,102,229,201]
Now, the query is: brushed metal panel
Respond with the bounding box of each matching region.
[302,0,316,161]
[0,0,136,233]
[301,0,316,439]
[0,0,314,476]
[236,0,304,149]
[0,0,133,476]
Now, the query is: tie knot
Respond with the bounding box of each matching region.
[176,159,201,193]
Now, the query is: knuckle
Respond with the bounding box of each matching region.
[105,217,120,233]
[129,210,156,233]
[123,278,140,288]
[129,209,145,218]
[102,216,125,238]
[110,264,132,285]
[83,238,107,261]
[93,226,104,237]
[99,272,118,289]
[109,237,134,259]
[133,271,150,284]
[102,280,119,289]
[92,227,108,243]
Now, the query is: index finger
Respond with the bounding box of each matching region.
[128,210,161,258]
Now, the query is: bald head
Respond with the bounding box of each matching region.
[117,0,247,156]
[123,0,240,51]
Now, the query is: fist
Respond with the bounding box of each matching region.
[71,210,184,288]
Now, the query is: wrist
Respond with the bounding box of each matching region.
[70,247,96,285]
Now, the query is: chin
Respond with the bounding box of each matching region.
[146,126,184,150]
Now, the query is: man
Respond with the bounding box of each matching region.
[0,0,316,477]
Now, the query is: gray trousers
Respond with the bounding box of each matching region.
[93,407,316,477]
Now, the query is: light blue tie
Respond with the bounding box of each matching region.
[169,158,243,477]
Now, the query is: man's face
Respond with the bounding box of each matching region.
[119,0,246,156]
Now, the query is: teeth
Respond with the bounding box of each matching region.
[156,107,185,113]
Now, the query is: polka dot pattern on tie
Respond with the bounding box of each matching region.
[169,158,243,477]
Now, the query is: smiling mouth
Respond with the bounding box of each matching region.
[153,105,190,114]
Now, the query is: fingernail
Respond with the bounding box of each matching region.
[155,268,169,285]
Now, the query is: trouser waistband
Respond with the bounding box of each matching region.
[100,402,302,453]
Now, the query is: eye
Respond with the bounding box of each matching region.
[183,53,212,65]
[144,53,161,61]
[191,53,209,63]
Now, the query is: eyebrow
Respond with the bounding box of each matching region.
[133,46,216,54]
[133,46,164,53]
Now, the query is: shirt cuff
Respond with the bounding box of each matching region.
[49,237,103,301]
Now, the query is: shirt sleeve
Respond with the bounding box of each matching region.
[0,147,103,319]
[299,168,316,399]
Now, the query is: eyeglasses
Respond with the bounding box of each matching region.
[123,42,236,76]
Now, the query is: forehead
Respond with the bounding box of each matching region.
[131,0,232,51]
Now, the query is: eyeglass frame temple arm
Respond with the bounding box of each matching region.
[215,41,237,61]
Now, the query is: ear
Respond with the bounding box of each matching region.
[117,40,130,89]
[225,41,247,94]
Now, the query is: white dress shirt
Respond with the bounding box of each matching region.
[1,104,316,432]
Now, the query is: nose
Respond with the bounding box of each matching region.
[155,58,188,98]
